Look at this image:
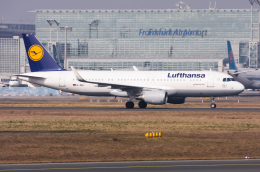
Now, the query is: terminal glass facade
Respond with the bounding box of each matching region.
[35,9,260,71]
[0,38,20,74]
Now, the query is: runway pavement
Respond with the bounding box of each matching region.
[0,159,259,172]
[1,106,260,111]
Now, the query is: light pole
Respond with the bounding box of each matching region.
[47,19,59,42]
[89,20,101,38]
[60,26,72,69]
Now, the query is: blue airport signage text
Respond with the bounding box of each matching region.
[139,29,207,38]
[168,73,206,78]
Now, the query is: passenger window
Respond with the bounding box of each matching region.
[223,78,226,82]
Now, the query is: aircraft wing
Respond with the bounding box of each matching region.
[71,66,143,91]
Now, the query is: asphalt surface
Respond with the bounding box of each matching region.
[0,159,259,172]
[1,106,260,111]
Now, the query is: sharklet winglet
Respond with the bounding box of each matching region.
[133,66,139,71]
[71,66,85,82]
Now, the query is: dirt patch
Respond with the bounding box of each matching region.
[1,131,260,164]
[0,106,260,163]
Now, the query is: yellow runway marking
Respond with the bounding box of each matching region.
[1,164,260,171]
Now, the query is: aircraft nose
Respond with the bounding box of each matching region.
[235,82,245,93]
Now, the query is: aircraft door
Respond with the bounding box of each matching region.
[207,73,214,87]
[146,77,150,86]
[146,77,155,86]
[59,73,66,87]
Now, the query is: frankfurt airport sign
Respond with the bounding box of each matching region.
[139,29,207,38]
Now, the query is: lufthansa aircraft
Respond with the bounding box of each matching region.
[227,41,260,89]
[15,33,244,109]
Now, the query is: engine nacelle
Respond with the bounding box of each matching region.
[137,90,168,105]
[167,97,186,104]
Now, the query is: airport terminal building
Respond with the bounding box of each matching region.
[0,23,35,74]
[33,8,260,71]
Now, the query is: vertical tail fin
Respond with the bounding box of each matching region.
[227,40,237,70]
[22,33,65,72]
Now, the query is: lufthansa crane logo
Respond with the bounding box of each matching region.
[28,44,44,61]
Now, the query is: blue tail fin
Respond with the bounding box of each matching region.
[227,40,237,70]
[22,33,65,72]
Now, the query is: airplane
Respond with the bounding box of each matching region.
[15,33,244,109]
[227,41,260,89]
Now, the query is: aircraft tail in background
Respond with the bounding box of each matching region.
[227,40,237,70]
[22,33,65,72]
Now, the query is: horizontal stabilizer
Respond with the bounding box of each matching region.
[14,74,46,79]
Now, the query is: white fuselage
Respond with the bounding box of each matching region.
[17,70,244,98]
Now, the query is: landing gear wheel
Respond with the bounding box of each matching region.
[138,100,147,108]
[125,101,134,109]
[210,103,216,109]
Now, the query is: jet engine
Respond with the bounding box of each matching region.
[137,90,168,105]
[167,97,186,104]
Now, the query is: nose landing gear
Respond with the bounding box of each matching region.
[210,103,216,108]
[210,97,216,108]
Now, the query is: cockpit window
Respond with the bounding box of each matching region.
[223,78,235,82]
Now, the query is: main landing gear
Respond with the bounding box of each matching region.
[210,97,216,109]
[125,101,148,109]
[138,100,147,108]
[125,101,134,109]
